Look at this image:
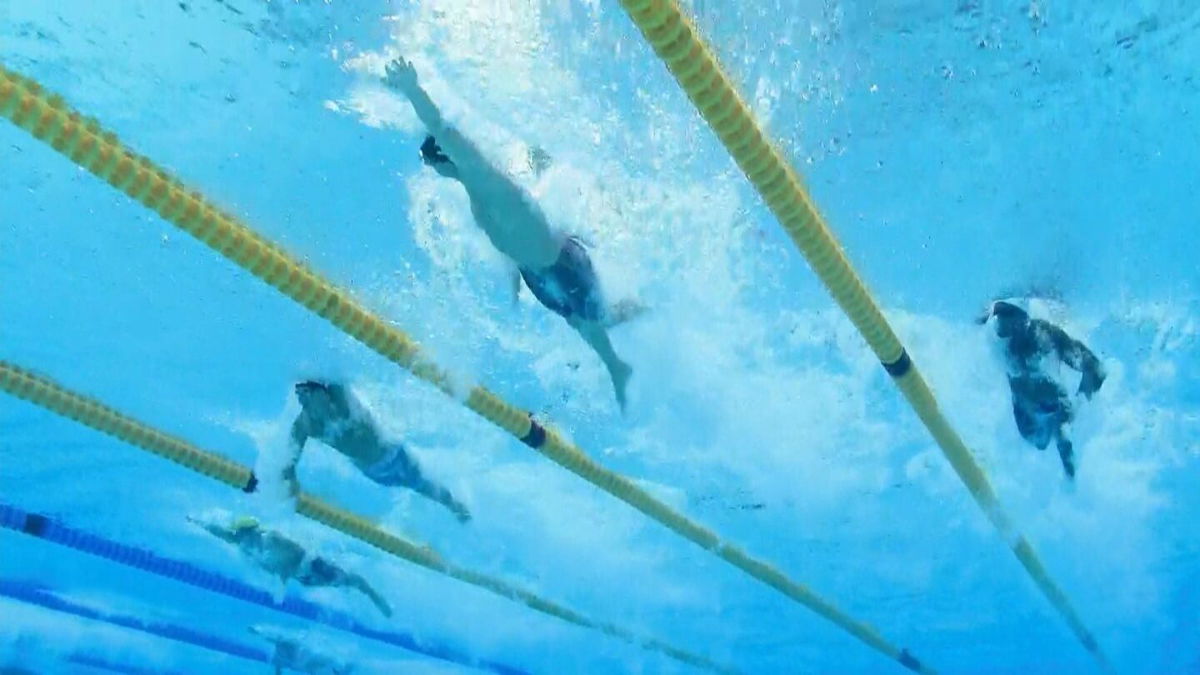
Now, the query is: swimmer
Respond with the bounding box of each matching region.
[249,624,354,675]
[191,515,391,617]
[977,300,1106,479]
[285,381,470,523]
[384,57,643,409]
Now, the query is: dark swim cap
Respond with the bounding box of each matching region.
[991,300,1028,320]
[420,135,451,164]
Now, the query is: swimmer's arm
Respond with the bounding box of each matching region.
[384,58,493,176]
[408,89,491,174]
[194,520,240,545]
[1046,324,1106,397]
[282,419,308,496]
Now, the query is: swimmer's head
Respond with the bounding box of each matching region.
[295,380,337,413]
[420,135,457,178]
[980,300,1029,338]
[295,380,351,422]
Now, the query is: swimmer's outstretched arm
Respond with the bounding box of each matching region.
[190,518,240,545]
[383,58,494,177]
[281,419,309,496]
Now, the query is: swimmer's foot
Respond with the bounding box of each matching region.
[611,360,633,412]
[1061,455,1076,480]
[1056,435,1076,480]
[450,502,472,524]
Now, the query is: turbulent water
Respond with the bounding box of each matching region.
[1,1,1197,673]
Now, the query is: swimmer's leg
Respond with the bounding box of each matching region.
[1012,399,1043,448]
[345,573,393,617]
[371,446,471,522]
[303,558,393,616]
[407,472,472,523]
[572,318,632,411]
[1054,424,1076,480]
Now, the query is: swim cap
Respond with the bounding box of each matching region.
[231,516,259,532]
[990,300,1027,319]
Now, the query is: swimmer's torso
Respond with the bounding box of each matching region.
[298,391,389,466]
[462,168,561,269]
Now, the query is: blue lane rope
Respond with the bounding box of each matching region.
[67,653,185,675]
[0,578,271,663]
[0,501,527,675]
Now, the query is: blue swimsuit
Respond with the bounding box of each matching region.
[519,237,604,322]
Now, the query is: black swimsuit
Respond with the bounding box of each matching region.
[519,237,603,322]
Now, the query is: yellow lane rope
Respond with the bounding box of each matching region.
[0,66,930,672]
[613,0,1108,670]
[0,361,731,674]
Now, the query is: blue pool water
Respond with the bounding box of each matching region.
[2,1,1198,673]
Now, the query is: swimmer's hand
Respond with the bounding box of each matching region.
[281,465,301,498]
[186,514,220,530]
[384,57,420,94]
[1078,362,1106,400]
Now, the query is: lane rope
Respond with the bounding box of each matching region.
[0,501,527,675]
[613,0,1107,669]
[0,65,926,672]
[0,360,728,673]
[0,579,271,664]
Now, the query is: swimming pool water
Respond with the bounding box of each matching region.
[2,1,1198,673]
